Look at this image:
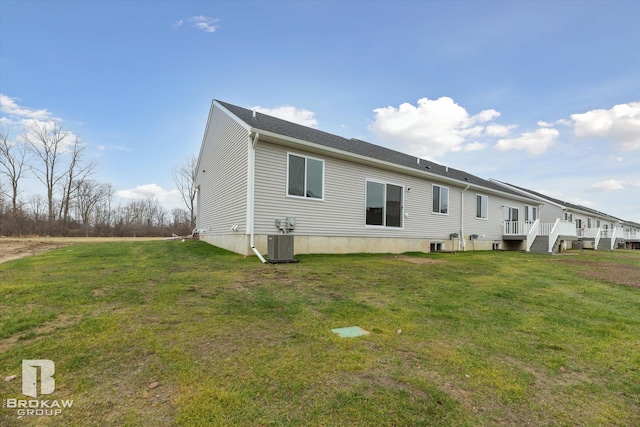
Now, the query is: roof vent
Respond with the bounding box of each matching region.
[426,165,431,169]
[416,158,420,165]
[464,177,469,181]
[252,109,257,120]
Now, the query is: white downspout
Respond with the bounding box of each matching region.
[248,132,267,263]
[460,185,470,251]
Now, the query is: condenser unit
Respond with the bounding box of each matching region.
[267,234,298,264]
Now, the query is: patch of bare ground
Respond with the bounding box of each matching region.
[394,255,446,265]
[0,239,71,264]
[557,258,640,287]
[0,237,165,264]
[0,313,82,353]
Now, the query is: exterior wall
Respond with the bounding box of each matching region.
[539,204,563,224]
[195,105,250,247]
[252,141,532,253]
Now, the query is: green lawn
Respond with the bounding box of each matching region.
[1,241,639,426]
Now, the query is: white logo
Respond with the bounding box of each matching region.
[22,360,55,398]
[2,359,73,417]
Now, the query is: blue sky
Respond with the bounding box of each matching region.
[1,0,639,222]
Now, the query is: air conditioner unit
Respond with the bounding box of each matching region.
[267,234,298,264]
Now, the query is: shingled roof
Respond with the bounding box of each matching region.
[216,100,533,199]
[491,180,623,221]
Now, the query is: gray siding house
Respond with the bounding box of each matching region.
[195,100,544,258]
[491,180,635,251]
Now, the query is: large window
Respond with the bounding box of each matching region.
[476,194,488,219]
[366,180,403,227]
[432,185,449,214]
[287,154,323,199]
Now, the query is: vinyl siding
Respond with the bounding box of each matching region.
[253,141,529,240]
[195,105,249,234]
[462,192,530,240]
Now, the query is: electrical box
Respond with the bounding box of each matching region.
[275,217,296,234]
[267,234,297,263]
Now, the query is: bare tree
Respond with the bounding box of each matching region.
[0,129,29,217]
[75,180,107,236]
[23,120,71,224]
[58,138,95,227]
[173,155,197,229]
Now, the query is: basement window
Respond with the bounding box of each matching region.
[430,242,443,251]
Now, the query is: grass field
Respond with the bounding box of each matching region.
[1,240,639,426]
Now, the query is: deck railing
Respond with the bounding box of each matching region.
[503,221,536,235]
[526,219,540,252]
[610,227,624,250]
[548,220,577,253]
[594,227,602,250]
[624,230,640,240]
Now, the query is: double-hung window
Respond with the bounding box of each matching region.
[366,180,403,227]
[287,154,323,199]
[476,195,488,219]
[432,185,449,215]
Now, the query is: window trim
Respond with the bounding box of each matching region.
[432,184,449,215]
[476,194,489,220]
[286,152,325,201]
[364,179,404,229]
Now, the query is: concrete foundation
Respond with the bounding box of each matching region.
[199,233,511,256]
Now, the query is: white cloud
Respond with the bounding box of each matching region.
[495,127,559,155]
[485,123,515,137]
[174,16,219,33]
[0,94,52,121]
[252,105,319,128]
[370,97,502,158]
[571,102,640,150]
[591,179,625,191]
[463,141,487,151]
[115,183,181,207]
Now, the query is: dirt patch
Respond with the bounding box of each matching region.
[557,258,640,288]
[394,255,445,265]
[0,237,164,265]
[0,313,82,353]
[0,239,71,264]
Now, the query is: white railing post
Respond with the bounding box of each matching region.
[594,227,602,250]
[526,219,540,252]
[611,227,621,250]
[548,219,560,253]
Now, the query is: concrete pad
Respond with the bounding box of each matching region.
[331,326,370,338]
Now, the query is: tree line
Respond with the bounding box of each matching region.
[0,120,196,237]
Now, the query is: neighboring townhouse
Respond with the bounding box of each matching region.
[194,100,541,259]
[491,181,629,252]
[623,221,640,249]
